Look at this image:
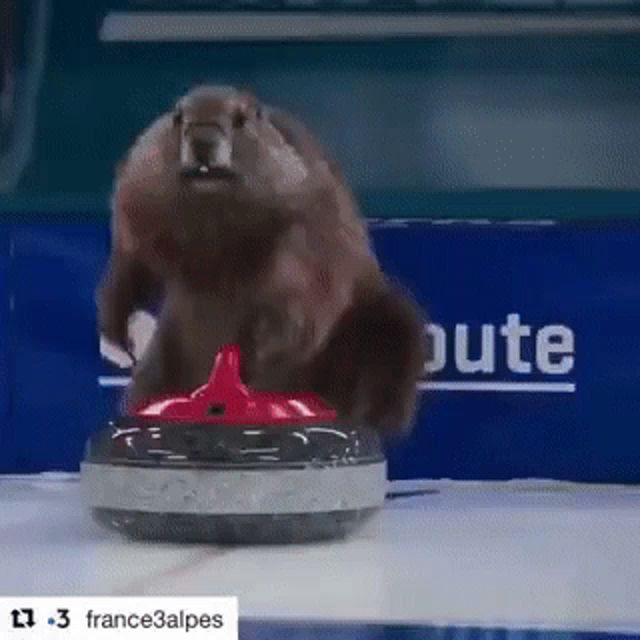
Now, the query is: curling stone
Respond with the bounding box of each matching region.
[81,345,387,544]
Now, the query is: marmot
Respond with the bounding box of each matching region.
[97,85,427,435]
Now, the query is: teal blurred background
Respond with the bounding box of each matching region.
[2,0,640,220]
[3,2,640,480]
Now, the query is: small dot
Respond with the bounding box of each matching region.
[48,618,55,625]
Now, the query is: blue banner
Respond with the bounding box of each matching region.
[2,219,639,483]
[0,226,10,427]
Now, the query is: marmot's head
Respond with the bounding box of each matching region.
[172,85,311,195]
[116,85,317,214]
[113,85,341,276]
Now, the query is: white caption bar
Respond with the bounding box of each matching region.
[0,597,238,640]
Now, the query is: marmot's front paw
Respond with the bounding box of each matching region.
[98,300,131,357]
[99,310,157,369]
[310,289,427,435]
[314,338,422,434]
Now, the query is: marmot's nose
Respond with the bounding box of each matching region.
[191,138,215,166]
[192,125,230,166]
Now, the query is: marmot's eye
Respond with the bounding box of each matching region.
[173,110,183,127]
[233,111,248,129]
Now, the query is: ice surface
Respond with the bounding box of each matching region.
[1,475,639,635]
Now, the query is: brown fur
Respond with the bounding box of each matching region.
[96,85,427,435]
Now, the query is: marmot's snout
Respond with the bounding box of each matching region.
[179,122,234,181]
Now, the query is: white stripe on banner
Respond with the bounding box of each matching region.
[98,376,575,393]
[418,381,576,393]
[98,376,132,387]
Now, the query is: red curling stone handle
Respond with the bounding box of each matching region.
[134,344,338,426]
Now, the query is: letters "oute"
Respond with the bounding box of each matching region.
[425,313,575,376]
